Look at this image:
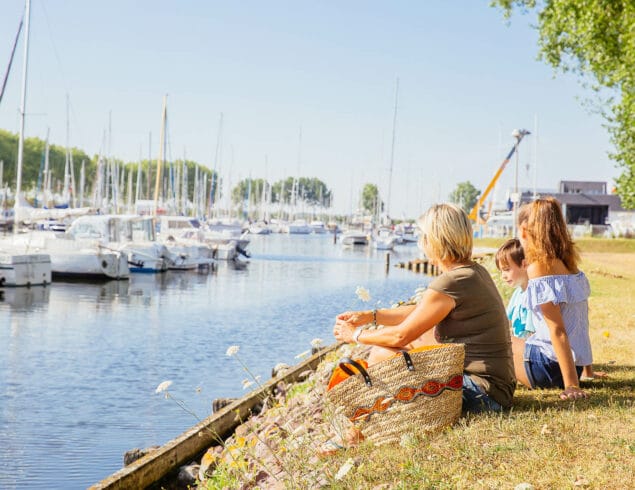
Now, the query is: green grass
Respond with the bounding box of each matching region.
[316,248,635,489]
[199,244,635,489]
[474,236,635,254]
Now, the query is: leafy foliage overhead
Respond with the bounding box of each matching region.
[492,0,635,208]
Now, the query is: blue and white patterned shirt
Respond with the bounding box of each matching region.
[523,272,593,366]
[507,287,536,338]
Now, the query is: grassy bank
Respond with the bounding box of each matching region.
[201,240,635,489]
[311,246,634,489]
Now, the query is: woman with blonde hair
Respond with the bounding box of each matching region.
[513,197,592,400]
[334,203,515,413]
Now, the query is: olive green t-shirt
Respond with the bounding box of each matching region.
[428,262,516,408]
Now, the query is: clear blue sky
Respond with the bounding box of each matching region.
[0,0,617,218]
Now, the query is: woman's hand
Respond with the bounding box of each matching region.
[336,310,369,328]
[560,385,589,401]
[333,318,355,344]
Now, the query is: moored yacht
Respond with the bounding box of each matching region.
[1,230,129,280]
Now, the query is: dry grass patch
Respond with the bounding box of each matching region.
[317,247,635,490]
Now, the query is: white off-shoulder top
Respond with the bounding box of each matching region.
[523,272,593,366]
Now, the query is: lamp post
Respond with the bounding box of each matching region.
[511,129,531,238]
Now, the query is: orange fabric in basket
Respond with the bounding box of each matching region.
[327,344,451,391]
[327,359,368,391]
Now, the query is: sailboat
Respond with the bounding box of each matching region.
[0,0,52,287]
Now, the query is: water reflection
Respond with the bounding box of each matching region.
[0,234,425,489]
[0,264,227,313]
[0,285,51,310]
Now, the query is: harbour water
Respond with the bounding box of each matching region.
[0,233,428,489]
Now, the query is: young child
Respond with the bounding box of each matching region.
[512,198,594,400]
[495,238,535,339]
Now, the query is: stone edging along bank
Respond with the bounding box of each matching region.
[89,344,338,490]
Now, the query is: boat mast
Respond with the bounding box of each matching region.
[63,93,71,205]
[153,95,167,215]
[386,77,399,223]
[79,159,85,208]
[14,0,31,231]
[43,128,50,207]
[210,112,223,219]
[135,143,142,204]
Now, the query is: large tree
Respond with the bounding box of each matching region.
[361,183,384,215]
[492,0,635,208]
[271,177,332,207]
[450,181,480,214]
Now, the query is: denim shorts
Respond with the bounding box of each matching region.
[462,374,503,414]
[523,343,583,389]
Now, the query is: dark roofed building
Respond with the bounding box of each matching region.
[520,181,623,226]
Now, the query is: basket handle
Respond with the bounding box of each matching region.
[399,350,415,371]
[338,357,372,387]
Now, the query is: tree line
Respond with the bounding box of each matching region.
[0,129,336,211]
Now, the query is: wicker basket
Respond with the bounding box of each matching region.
[327,343,465,445]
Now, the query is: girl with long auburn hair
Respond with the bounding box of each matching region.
[512,197,592,400]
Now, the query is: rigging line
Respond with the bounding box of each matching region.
[0,14,24,107]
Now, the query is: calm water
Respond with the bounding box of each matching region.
[0,233,428,489]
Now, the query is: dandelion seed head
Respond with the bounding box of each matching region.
[226,345,240,357]
[310,338,323,348]
[155,380,172,394]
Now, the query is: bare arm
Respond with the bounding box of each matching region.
[336,303,416,327]
[540,301,588,400]
[334,289,454,348]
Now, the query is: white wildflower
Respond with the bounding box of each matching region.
[274,362,290,373]
[155,380,172,394]
[226,345,240,357]
[295,349,311,359]
[514,484,535,490]
[242,379,254,390]
[355,286,371,302]
[310,338,323,348]
[399,432,419,448]
[334,458,356,480]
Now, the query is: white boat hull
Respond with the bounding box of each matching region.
[373,238,396,250]
[50,249,129,280]
[0,253,52,287]
[341,233,369,246]
[2,232,130,280]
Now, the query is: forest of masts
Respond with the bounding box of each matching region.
[0,148,337,224]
